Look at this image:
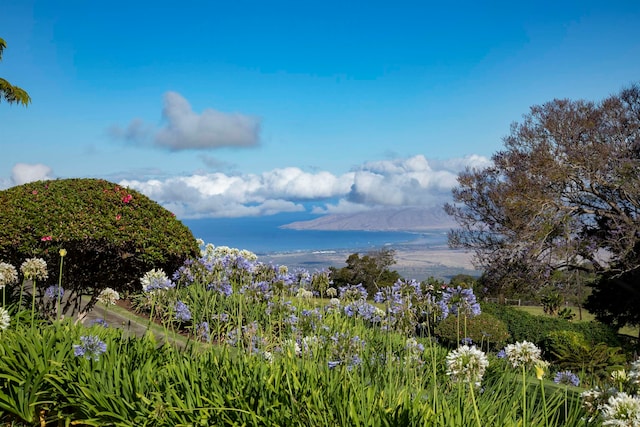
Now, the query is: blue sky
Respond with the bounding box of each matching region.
[2,0,639,218]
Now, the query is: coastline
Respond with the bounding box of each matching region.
[259,246,479,282]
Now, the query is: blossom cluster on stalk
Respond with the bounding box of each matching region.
[141,269,175,293]
[446,345,489,387]
[73,335,107,361]
[0,307,10,331]
[97,287,120,305]
[441,285,481,318]
[20,257,48,281]
[554,370,580,387]
[579,357,640,425]
[0,262,18,288]
[501,340,542,368]
[44,285,64,299]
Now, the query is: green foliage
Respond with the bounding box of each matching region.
[0,37,31,106]
[545,330,626,378]
[330,248,402,297]
[540,290,563,315]
[434,312,510,350]
[481,303,621,351]
[0,178,199,311]
[585,268,640,333]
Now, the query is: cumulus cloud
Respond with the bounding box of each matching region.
[109,92,261,151]
[11,163,54,186]
[119,154,491,218]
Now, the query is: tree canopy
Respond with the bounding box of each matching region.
[445,84,640,327]
[330,248,401,296]
[0,37,31,106]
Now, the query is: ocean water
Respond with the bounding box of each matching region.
[182,213,449,255]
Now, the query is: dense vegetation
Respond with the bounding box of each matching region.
[0,178,199,313]
[446,83,640,334]
[1,243,639,425]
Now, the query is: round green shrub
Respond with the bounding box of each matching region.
[434,312,510,350]
[0,178,199,312]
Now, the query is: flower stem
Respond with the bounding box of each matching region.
[56,255,64,320]
[522,366,527,427]
[469,384,482,427]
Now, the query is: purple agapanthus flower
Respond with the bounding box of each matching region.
[90,318,109,328]
[45,285,64,299]
[554,370,580,387]
[174,301,192,322]
[73,335,107,361]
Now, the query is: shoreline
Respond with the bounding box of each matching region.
[259,247,479,282]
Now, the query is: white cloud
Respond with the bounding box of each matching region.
[11,163,54,186]
[109,92,261,151]
[118,154,490,218]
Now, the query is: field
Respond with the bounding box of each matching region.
[0,245,639,426]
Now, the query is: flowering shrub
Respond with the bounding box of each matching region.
[0,178,199,313]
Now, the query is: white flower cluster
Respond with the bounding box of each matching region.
[601,392,640,426]
[20,257,48,281]
[445,345,489,386]
[200,242,258,262]
[580,358,640,425]
[296,288,313,299]
[503,340,542,368]
[140,268,174,293]
[0,307,10,331]
[98,287,120,305]
[0,262,18,288]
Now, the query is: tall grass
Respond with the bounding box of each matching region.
[0,244,635,425]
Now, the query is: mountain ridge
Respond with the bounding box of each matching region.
[281,207,457,231]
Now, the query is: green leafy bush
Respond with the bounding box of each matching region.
[482,303,621,351]
[545,330,626,377]
[434,312,510,350]
[0,178,199,312]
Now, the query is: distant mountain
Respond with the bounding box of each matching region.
[281,207,457,231]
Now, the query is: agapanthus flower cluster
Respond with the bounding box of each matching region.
[343,300,385,324]
[554,370,580,387]
[97,287,120,305]
[207,280,233,297]
[20,257,48,281]
[327,332,366,371]
[174,301,192,322]
[338,283,368,302]
[44,285,64,299]
[600,392,640,426]
[502,340,542,368]
[0,262,18,288]
[0,307,11,331]
[446,345,489,386]
[441,286,481,318]
[73,335,107,361]
[140,269,175,293]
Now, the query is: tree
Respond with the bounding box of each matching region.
[1,37,31,106]
[330,248,401,297]
[445,84,640,327]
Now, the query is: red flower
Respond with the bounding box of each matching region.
[32,190,38,195]
[41,235,52,241]
[122,194,133,204]
[116,214,122,221]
